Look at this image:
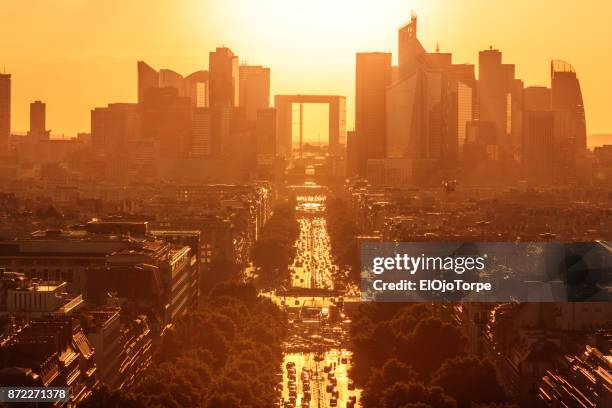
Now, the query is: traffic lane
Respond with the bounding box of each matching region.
[321,349,361,408]
[282,351,361,408]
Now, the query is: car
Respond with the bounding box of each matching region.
[348,379,355,390]
[326,384,334,393]
[330,398,338,407]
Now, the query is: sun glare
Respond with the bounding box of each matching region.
[217,0,428,60]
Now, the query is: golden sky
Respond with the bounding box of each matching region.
[1,0,611,139]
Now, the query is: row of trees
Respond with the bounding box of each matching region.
[326,197,361,283]
[349,303,516,408]
[84,282,287,408]
[251,199,300,287]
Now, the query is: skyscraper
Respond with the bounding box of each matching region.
[239,65,270,123]
[191,108,212,156]
[185,71,209,108]
[255,108,276,164]
[524,110,555,184]
[398,12,425,79]
[138,61,208,108]
[551,60,587,184]
[137,61,158,104]
[91,103,141,153]
[209,47,239,108]
[346,130,359,178]
[478,48,517,153]
[142,87,193,160]
[30,100,45,134]
[0,74,10,152]
[386,14,446,167]
[551,60,587,151]
[524,86,551,111]
[355,52,392,176]
[159,69,187,94]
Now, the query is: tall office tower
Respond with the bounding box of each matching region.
[398,12,426,79]
[551,60,587,152]
[524,110,555,184]
[0,74,10,152]
[191,108,212,156]
[522,86,551,167]
[185,71,209,108]
[211,105,233,156]
[137,61,159,104]
[478,48,517,154]
[142,87,193,159]
[255,108,276,164]
[551,60,587,184]
[27,100,50,142]
[448,80,474,164]
[524,86,551,111]
[443,63,476,165]
[209,47,239,108]
[138,61,208,108]
[511,79,524,154]
[159,69,186,95]
[346,130,359,178]
[29,101,46,134]
[463,121,498,167]
[239,65,270,123]
[91,103,141,154]
[355,52,392,176]
[386,14,446,171]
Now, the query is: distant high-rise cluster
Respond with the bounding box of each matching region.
[0,12,604,187]
[86,48,276,182]
[349,13,590,186]
[0,74,10,152]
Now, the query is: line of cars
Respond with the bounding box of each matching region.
[282,361,312,408]
[323,363,358,408]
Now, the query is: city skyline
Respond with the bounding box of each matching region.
[1,0,611,138]
[0,3,610,406]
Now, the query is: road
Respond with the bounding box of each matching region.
[291,216,335,289]
[274,195,361,408]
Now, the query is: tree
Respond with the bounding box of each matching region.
[362,359,418,407]
[432,356,509,408]
[201,254,241,293]
[379,382,457,408]
[400,317,466,378]
[205,392,242,408]
[251,201,299,286]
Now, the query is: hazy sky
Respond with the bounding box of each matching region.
[2,0,611,139]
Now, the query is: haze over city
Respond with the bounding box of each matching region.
[0,2,610,408]
[2,0,612,139]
